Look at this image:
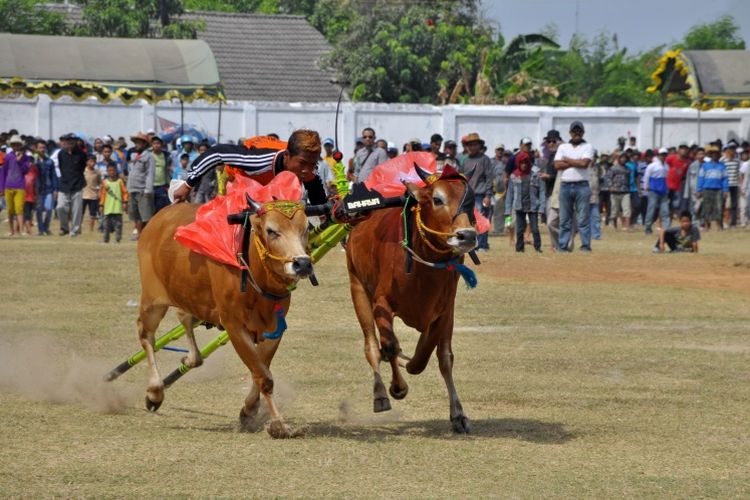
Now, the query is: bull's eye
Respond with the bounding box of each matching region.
[266,228,279,238]
[432,196,444,206]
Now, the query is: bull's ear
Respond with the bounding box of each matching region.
[245,193,262,214]
[405,182,430,203]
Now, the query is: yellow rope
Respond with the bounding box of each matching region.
[413,205,456,254]
[253,232,293,271]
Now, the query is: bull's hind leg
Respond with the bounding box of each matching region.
[138,303,169,411]
[434,318,470,434]
[373,298,408,401]
[349,276,390,412]
[175,309,202,369]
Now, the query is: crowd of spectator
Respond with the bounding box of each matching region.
[2,125,748,254]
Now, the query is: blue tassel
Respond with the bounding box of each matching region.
[453,263,478,289]
[263,308,288,340]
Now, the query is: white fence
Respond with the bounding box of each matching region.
[2,95,750,156]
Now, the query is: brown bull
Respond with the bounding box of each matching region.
[346,168,478,433]
[136,198,312,438]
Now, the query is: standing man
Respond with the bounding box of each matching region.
[0,135,30,236]
[56,133,87,237]
[697,145,729,231]
[721,144,741,227]
[665,142,690,220]
[458,132,494,251]
[644,148,670,234]
[554,121,595,252]
[353,127,387,183]
[34,139,58,236]
[443,140,458,168]
[490,143,506,235]
[539,130,561,249]
[126,132,156,239]
[149,135,171,213]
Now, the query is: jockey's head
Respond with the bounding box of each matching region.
[285,129,321,182]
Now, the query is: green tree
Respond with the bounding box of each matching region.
[680,14,746,50]
[78,0,203,38]
[0,0,67,35]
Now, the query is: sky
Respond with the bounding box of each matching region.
[481,0,750,53]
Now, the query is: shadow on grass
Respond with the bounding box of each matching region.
[165,417,574,444]
[306,418,574,443]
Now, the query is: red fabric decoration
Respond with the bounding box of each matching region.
[174,171,302,268]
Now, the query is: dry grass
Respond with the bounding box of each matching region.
[1,221,749,498]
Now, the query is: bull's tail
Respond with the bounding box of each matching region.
[405,330,438,375]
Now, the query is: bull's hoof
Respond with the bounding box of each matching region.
[373,396,391,413]
[239,406,263,432]
[145,396,162,412]
[389,384,408,400]
[267,420,292,439]
[451,415,471,434]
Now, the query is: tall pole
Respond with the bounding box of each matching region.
[697,104,702,146]
[217,99,222,143]
[180,99,184,134]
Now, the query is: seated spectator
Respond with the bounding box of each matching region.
[654,210,700,253]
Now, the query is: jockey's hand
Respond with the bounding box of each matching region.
[173,181,191,203]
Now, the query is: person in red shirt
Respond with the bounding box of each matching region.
[23,162,39,235]
[665,143,690,219]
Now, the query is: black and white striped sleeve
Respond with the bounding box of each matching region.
[185,144,277,187]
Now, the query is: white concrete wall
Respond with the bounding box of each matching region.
[2,95,749,156]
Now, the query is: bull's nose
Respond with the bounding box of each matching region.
[455,228,477,245]
[292,256,313,277]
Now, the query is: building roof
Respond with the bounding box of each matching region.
[186,12,342,102]
[40,5,343,102]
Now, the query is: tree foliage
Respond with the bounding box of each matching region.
[0,0,67,35]
[77,0,203,38]
[680,14,746,50]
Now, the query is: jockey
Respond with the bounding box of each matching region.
[172,129,327,205]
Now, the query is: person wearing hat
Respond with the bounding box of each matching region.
[503,136,534,190]
[720,143,741,227]
[353,127,388,183]
[127,132,156,239]
[539,130,562,248]
[56,133,88,236]
[322,137,336,170]
[459,132,494,251]
[150,135,171,213]
[697,145,729,230]
[643,147,671,234]
[554,121,596,251]
[386,141,398,160]
[0,134,31,236]
[171,134,198,171]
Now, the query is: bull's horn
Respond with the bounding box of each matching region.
[414,163,431,183]
[245,193,262,214]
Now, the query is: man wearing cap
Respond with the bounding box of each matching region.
[56,133,88,236]
[666,143,690,219]
[644,147,671,234]
[554,121,596,252]
[353,127,387,183]
[697,145,729,230]
[720,143,741,227]
[127,132,156,239]
[459,132,494,251]
[322,137,336,170]
[539,130,561,248]
[0,135,31,236]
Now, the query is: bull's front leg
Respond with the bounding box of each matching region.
[227,325,302,439]
[434,316,470,434]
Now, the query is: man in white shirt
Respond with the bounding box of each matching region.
[643,148,670,234]
[739,147,749,226]
[554,121,596,251]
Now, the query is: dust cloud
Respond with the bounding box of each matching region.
[337,398,403,425]
[0,335,138,413]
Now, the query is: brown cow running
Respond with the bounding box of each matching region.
[136,198,312,438]
[346,168,478,433]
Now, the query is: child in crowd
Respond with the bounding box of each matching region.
[22,161,39,235]
[172,153,189,182]
[99,162,128,243]
[654,210,700,253]
[83,155,101,233]
[504,151,545,252]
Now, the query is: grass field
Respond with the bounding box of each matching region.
[1,222,749,498]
